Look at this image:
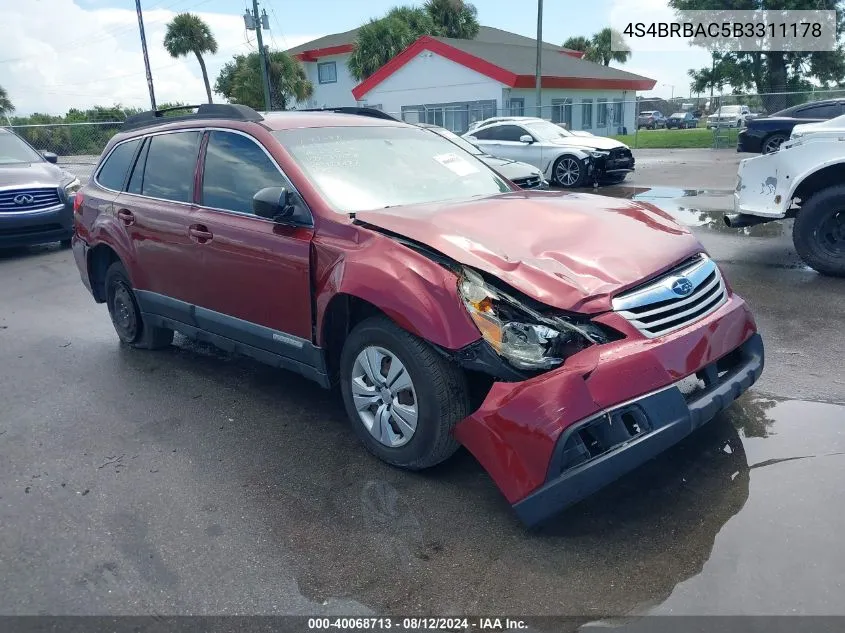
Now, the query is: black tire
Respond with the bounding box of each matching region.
[104,261,174,349]
[761,133,788,155]
[339,316,470,470]
[552,154,586,188]
[792,186,845,277]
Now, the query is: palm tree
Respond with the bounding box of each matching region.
[214,50,313,111]
[0,84,13,116]
[425,0,479,39]
[163,13,218,104]
[348,16,416,82]
[562,36,590,54]
[587,28,630,66]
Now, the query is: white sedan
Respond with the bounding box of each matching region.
[463,117,634,188]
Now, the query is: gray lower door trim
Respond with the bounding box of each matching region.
[135,290,329,387]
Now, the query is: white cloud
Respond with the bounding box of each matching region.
[0,0,321,115]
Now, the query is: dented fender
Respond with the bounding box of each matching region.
[312,223,482,350]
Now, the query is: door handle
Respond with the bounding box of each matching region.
[189,224,213,243]
[116,208,135,225]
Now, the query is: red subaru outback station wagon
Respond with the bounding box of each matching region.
[72,104,764,526]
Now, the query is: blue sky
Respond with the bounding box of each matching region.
[3,0,711,114]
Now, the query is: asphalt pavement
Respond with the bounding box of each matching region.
[1,150,844,625]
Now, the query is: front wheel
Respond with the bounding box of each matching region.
[339,316,470,470]
[553,155,585,188]
[792,186,845,277]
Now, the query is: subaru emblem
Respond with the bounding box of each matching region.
[671,277,695,297]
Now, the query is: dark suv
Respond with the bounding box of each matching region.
[0,128,80,248]
[72,104,764,526]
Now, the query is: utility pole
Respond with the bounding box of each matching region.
[244,1,272,112]
[534,0,543,117]
[135,0,156,110]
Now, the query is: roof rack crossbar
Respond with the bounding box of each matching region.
[121,103,264,132]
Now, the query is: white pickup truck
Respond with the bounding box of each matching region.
[730,114,845,276]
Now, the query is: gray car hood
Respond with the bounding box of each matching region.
[0,161,70,188]
[480,155,542,180]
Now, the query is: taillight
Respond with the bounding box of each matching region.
[73,191,84,214]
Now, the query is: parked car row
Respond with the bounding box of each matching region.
[737,98,845,154]
[55,103,764,527]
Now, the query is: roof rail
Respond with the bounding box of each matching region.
[121,104,264,132]
[299,106,399,121]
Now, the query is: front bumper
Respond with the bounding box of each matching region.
[452,291,761,524]
[733,152,791,219]
[512,333,763,526]
[0,202,73,248]
[736,128,764,153]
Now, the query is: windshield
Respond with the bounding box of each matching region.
[0,130,44,165]
[426,126,484,155]
[522,120,574,140]
[718,106,741,114]
[670,112,686,117]
[274,126,510,213]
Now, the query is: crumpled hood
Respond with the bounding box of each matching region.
[0,161,69,188]
[549,136,626,151]
[356,191,703,313]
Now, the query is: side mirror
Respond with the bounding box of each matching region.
[253,186,294,222]
[42,151,58,164]
[519,134,534,144]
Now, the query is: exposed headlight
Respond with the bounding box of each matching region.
[458,267,615,371]
[589,150,610,158]
[63,177,81,196]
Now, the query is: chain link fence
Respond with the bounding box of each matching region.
[6,89,844,162]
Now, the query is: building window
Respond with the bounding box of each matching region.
[317,61,337,84]
[508,98,524,116]
[597,98,608,127]
[403,100,495,134]
[551,98,572,129]
[612,99,623,126]
[582,99,593,129]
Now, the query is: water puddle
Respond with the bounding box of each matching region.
[583,185,786,238]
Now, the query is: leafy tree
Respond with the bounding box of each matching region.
[163,13,218,104]
[348,2,479,81]
[670,0,845,113]
[425,0,479,39]
[215,49,313,110]
[562,36,591,53]
[0,84,13,116]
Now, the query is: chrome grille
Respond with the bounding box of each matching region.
[0,187,62,213]
[612,254,728,338]
[512,175,544,189]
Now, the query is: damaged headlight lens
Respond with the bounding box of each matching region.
[589,150,610,158]
[458,268,612,371]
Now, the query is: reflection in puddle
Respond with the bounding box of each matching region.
[583,185,786,238]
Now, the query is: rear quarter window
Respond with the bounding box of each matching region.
[96,138,142,191]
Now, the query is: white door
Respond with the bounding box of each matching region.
[470,124,540,167]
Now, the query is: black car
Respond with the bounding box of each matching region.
[0,128,80,248]
[737,98,845,154]
[666,112,698,129]
[418,123,549,190]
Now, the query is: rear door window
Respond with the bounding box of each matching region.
[201,131,287,215]
[484,125,530,142]
[141,131,201,203]
[126,138,149,195]
[96,138,142,191]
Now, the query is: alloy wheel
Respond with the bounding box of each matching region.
[762,135,786,154]
[556,158,581,187]
[351,346,418,448]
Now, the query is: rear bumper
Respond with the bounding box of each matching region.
[0,202,73,248]
[512,333,763,526]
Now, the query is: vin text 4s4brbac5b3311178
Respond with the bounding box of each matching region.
[72,104,764,527]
